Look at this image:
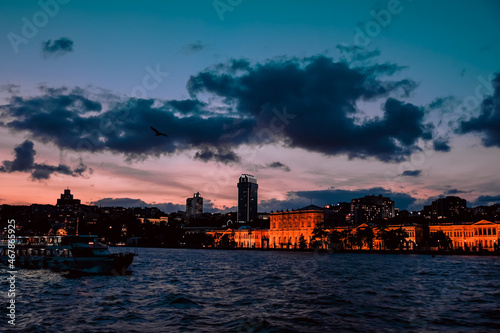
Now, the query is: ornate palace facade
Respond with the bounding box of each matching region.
[208,207,500,251]
[429,220,499,250]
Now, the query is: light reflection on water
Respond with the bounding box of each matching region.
[2,248,500,332]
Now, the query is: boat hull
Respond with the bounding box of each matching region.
[0,235,135,275]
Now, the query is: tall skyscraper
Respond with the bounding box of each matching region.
[237,174,258,223]
[186,192,203,219]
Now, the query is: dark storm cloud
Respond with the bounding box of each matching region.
[428,96,457,110]
[188,56,433,162]
[458,72,500,147]
[0,140,91,180]
[166,99,206,114]
[182,41,208,53]
[336,45,381,62]
[92,198,152,208]
[401,170,421,177]
[30,163,73,180]
[259,187,418,212]
[194,147,240,164]
[0,140,35,172]
[1,55,443,163]
[267,161,291,172]
[445,189,469,195]
[433,138,451,152]
[474,195,500,205]
[92,197,185,213]
[203,199,235,214]
[42,38,73,57]
[0,87,253,163]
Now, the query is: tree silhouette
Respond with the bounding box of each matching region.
[356,226,375,250]
[298,234,307,249]
[311,223,331,249]
[428,230,452,250]
[340,229,352,249]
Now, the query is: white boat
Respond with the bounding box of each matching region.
[0,235,135,275]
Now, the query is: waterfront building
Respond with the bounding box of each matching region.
[351,195,394,225]
[206,218,499,252]
[232,228,269,248]
[372,224,425,250]
[186,192,203,219]
[269,205,333,249]
[429,220,499,251]
[237,174,258,223]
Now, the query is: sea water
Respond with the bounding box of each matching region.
[2,248,499,332]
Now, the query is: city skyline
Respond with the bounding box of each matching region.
[1,0,500,213]
[1,183,493,219]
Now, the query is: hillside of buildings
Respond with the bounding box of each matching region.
[1,186,499,253]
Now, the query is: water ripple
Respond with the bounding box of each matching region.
[1,249,499,332]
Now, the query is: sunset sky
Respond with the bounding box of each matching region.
[1,0,499,213]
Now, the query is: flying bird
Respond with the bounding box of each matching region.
[150,126,168,137]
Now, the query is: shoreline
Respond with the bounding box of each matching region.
[111,246,500,256]
[215,248,500,256]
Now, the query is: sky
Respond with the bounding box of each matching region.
[1,0,499,213]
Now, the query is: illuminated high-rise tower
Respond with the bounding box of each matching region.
[237,174,258,223]
[186,192,203,218]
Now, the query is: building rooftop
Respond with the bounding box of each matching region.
[239,174,257,183]
[298,204,325,211]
